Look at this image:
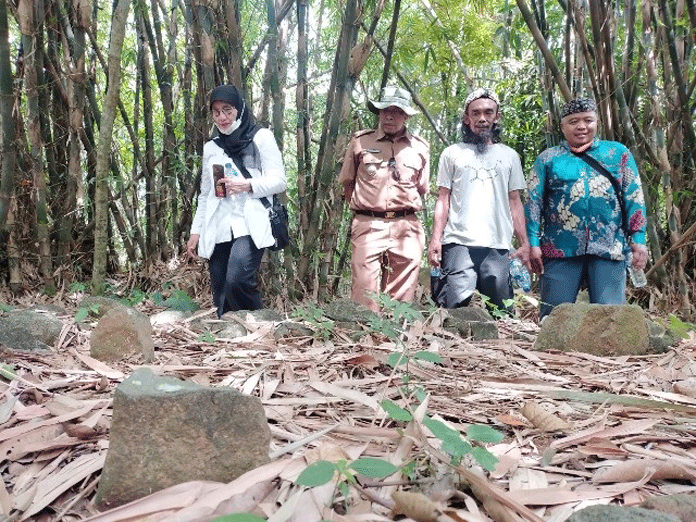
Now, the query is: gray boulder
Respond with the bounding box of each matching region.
[323,298,379,325]
[95,368,271,509]
[566,504,678,522]
[90,306,155,362]
[243,309,284,323]
[640,493,696,522]
[77,296,127,319]
[0,309,64,352]
[443,307,498,340]
[274,320,315,340]
[647,319,681,352]
[150,309,193,327]
[535,303,649,356]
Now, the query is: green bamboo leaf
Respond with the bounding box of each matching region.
[471,446,499,472]
[413,351,442,364]
[295,460,337,487]
[466,424,504,443]
[74,308,89,322]
[380,399,413,422]
[441,437,472,460]
[0,364,17,381]
[387,352,409,367]
[422,416,460,442]
[349,457,398,478]
[423,416,471,459]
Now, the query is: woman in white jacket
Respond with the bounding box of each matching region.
[187,85,287,316]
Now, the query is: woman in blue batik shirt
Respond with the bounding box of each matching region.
[525,98,648,319]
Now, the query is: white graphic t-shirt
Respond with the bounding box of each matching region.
[436,143,526,249]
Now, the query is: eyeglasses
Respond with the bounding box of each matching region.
[388,157,400,181]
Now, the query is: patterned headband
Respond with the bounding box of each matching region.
[465,88,500,111]
[560,98,597,119]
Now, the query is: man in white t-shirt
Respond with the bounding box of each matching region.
[427,88,531,311]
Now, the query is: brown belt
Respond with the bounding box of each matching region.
[354,209,417,219]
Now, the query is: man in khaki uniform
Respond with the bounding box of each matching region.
[339,86,430,311]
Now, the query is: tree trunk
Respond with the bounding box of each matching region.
[296,0,361,295]
[296,0,311,233]
[0,0,17,228]
[515,0,572,101]
[145,0,176,261]
[91,0,130,291]
[19,0,55,294]
[58,0,90,268]
[379,0,400,90]
[222,0,244,88]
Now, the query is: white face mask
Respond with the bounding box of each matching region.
[217,105,245,135]
[218,117,241,135]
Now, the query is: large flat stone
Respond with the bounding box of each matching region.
[95,368,271,509]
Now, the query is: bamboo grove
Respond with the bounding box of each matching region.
[0,0,694,315]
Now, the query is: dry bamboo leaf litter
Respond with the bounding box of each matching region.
[1,298,695,521]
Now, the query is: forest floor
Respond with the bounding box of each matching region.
[1,261,696,522]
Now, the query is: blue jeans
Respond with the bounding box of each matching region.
[209,237,264,317]
[436,245,512,311]
[539,255,625,319]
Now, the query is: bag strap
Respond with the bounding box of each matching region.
[573,151,629,235]
[214,137,272,209]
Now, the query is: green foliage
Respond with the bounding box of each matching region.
[0,364,17,381]
[291,305,334,340]
[668,314,695,339]
[380,398,413,422]
[423,416,502,471]
[497,63,548,170]
[69,282,87,293]
[197,330,216,344]
[349,457,399,478]
[295,457,398,489]
[0,303,13,313]
[74,304,101,322]
[466,424,505,444]
[124,288,148,306]
[477,292,514,319]
[296,460,338,487]
[162,290,199,312]
[150,291,165,306]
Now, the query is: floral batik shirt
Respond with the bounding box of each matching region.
[525,138,647,261]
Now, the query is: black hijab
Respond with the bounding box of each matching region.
[209,85,261,162]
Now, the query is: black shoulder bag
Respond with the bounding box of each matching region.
[573,152,629,235]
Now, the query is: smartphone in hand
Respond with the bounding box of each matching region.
[213,164,226,197]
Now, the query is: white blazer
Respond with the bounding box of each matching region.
[190,128,287,258]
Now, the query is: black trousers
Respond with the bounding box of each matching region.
[209,237,264,317]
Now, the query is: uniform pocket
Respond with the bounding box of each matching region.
[359,152,381,176]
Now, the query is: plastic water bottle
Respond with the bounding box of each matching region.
[627,252,647,288]
[510,258,531,292]
[224,162,237,177]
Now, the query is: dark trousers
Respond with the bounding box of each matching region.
[436,244,512,311]
[539,255,625,319]
[209,236,264,317]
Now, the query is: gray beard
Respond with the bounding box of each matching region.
[471,130,492,154]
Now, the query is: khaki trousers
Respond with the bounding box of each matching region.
[350,213,425,311]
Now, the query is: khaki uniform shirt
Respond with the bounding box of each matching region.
[338,127,430,212]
